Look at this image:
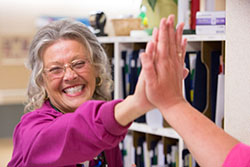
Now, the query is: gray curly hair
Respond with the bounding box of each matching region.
[24,18,113,112]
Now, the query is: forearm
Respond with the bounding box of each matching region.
[160,100,239,167]
[114,95,147,126]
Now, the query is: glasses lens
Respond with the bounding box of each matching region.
[72,59,87,72]
[45,66,64,79]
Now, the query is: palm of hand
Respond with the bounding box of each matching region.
[141,15,187,111]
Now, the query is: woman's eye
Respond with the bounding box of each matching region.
[49,67,63,73]
[73,61,86,69]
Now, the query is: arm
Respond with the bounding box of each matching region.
[9,100,128,166]
[161,101,239,167]
[114,66,154,126]
[141,15,239,167]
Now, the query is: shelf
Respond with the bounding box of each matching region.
[97,36,152,43]
[129,122,181,140]
[0,89,26,105]
[184,34,226,41]
[97,34,225,43]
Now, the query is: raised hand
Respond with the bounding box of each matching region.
[140,16,241,167]
[140,15,187,111]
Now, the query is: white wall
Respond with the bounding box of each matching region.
[0,0,142,35]
[225,0,250,145]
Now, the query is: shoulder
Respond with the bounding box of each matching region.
[223,142,250,167]
[18,101,62,128]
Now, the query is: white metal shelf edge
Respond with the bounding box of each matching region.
[98,36,152,43]
[97,34,225,43]
[129,122,181,140]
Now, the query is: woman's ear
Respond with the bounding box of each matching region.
[96,76,103,87]
[44,89,49,101]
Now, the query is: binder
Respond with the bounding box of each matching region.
[128,50,140,95]
[134,134,145,167]
[185,51,207,113]
[143,142,150,167]
[157,141,165,166]
[121,134,135,167]
[215,74,224,128]
[178,0,191,30]
[210,51,221,122]
[128,50,146,123]
[121,50,128,99]
[182,148,190,167]
[191,0,200,30]
[184,53,192,104]
[111,57,115,99]
[192,51,207,113]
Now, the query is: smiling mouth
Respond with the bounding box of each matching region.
[63,85,85,95]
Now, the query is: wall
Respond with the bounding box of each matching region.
[0,0,142,104]
[225,0,250,145]
[0,0,142,35]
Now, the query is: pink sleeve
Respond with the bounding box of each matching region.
[9,100,129,167]
[223,143,250,167]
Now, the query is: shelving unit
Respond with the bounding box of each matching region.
[98,34,225,100]
[98,34,225,167]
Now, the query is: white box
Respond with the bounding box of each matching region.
[196,25,225,35]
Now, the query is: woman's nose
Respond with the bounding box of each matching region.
[63,66,78,81]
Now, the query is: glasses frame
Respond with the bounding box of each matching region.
[43,58,91,80]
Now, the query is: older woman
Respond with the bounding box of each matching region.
[8,19,154,167]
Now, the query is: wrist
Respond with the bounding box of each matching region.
[157,97,187,112]
[114,95,148,126]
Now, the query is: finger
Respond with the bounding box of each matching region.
[140,43,157,85]
[176,22,185,58]
[167,15,177,59]
[145,40,155,62]
[152,27,159,43]
[181,38,187,62]
[183,67,189,79]
[152,27,159,59]
[157,18,169,59]
[140,52,157,85]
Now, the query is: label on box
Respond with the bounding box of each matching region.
[196,11,226,26]
[196,17,225,25]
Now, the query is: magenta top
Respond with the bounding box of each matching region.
[223,143,250,167]
[8,99,129,167]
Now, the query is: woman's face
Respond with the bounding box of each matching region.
[42,39,97,113]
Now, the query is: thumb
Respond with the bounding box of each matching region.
[140,53,156,86]
[183,67,189,79]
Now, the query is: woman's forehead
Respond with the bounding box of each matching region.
[42,39,91,65]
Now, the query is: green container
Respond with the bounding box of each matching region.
[142,0,178,32]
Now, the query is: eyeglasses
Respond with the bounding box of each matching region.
[43,59,90,80]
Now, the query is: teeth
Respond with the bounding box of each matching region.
[64,85,83,95]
